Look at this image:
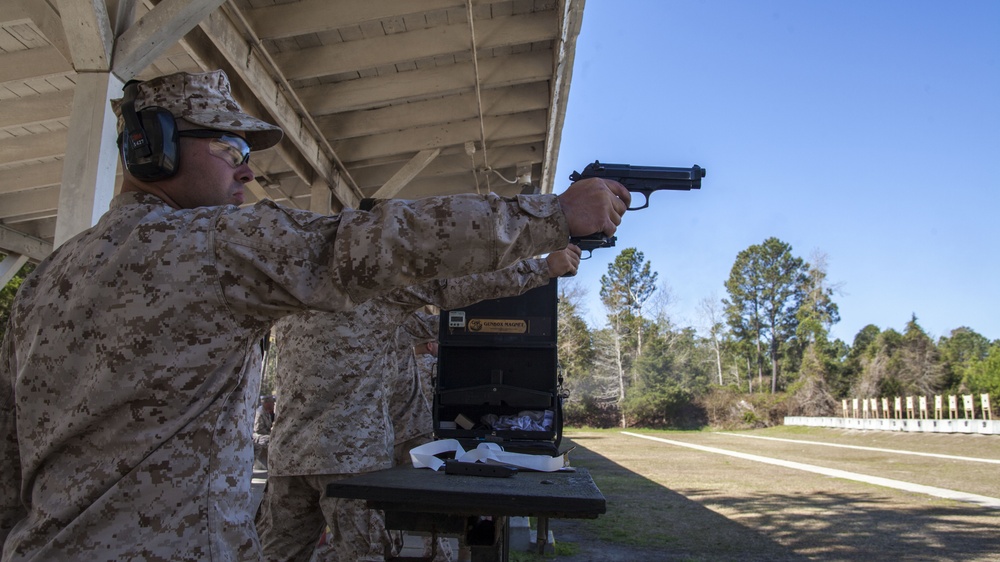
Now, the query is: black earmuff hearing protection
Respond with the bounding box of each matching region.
[119,80,180,181]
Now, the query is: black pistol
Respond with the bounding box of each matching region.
[569,161,705,211]
[566,161,705,258]
[568,233,617,260]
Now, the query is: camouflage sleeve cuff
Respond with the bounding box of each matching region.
[400,312,438,344]
[523,257,550,279]
[514,193,570,253]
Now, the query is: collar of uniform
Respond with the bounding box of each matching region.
[110,191,173,210]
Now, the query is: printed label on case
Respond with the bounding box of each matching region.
[467,318,528,334]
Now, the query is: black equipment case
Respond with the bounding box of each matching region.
[434,279,563,455]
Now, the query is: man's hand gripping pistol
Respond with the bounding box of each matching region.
[567,161,706,258]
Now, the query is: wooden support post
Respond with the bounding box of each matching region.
[54,72,122,246]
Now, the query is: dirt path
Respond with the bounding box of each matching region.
[537,427,1000,561]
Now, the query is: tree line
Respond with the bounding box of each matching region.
[557,238,1000,428]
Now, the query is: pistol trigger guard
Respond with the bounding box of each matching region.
[628,191,651,211]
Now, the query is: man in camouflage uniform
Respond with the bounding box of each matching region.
[391,311,440,466]
[389,312,449,561]
[257,249,579,562]
[254,395,276,469]
[0,68,628,561]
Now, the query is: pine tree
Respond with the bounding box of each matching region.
[723,237,808,393]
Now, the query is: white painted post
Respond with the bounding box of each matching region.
[54,72,123,246]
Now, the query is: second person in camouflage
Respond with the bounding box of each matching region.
[257,248,580,562]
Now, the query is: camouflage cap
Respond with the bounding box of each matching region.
[111,69,283,150]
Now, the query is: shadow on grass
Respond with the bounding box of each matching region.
[546,435,1000,562]
[547,436,808,562]
[697,487,1000,561]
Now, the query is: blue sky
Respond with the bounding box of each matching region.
[554,0,1000,344]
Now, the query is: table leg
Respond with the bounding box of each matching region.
[535,517,549,554]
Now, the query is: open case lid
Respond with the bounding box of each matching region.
[438,279,558,347]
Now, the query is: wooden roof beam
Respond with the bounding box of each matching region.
[539,0,585,195]
[0,131,69,166]
[0,47,73,85]
[0,225,52,263]
[0,186,60,220]
[0,90,75,129]
[11,0,73,65]
[114,0,226,80]
[274,11,557,82]
[318,82,550,142]
[332,110,546,163]
[371,148,441,199]
[247,0,509,41]
[0,162,66,195]
[299,51,552,116]
[349,144,543,189]
[55,0,115,71]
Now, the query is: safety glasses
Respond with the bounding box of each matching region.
[177,129,252,167]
